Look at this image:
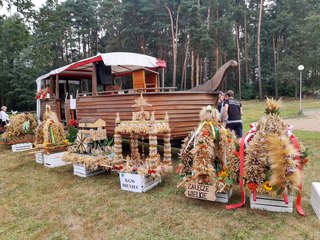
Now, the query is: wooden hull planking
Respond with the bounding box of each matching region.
[76,92,219,140]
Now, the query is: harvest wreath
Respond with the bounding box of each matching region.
[227,98,308,215]
[34,105,68,153]
[177,105,239,195]
[2,113,37,144]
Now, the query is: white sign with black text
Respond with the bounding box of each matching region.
[119,173,143,193]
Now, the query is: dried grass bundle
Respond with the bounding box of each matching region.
[199,105,219,122]
[244,97,306,196]
[259,114,287,135]
[3,113,37,139]
[35,120,65,146]
[178,107,239,192]
[244,131,268,187]
[267,134,300,194]
[63,152,114,170]
[265,97,281,115]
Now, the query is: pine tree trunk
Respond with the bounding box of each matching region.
[163,2,177,88]
[191,51,195,88]
[181,38,190,90]
[223,53,228,91]
[257,0,263,100]
[236,23,242,100]
[204,7,210,82]
[243,1,249,83]
[82,34,86,59]
[78,33,81,59]
[273,33,278,98]
[215,7,220,71]
[196,54,200,86]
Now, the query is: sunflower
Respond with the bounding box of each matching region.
[263,181,273,191]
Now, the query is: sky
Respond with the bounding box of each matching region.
[0,0,61,15]
[33,0,47,9]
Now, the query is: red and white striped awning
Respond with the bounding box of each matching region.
[36,52,166,84]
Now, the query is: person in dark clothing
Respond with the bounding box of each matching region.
[222,90,243,138]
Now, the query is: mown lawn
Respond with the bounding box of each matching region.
[1,99,320,240]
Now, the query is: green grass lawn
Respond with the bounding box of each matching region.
[1,99,320,240]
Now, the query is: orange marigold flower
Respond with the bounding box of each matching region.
[218,169,228,178]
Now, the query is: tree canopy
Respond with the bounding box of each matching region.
[0,0,319,110]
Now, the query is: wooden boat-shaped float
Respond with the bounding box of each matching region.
[36,52,237,140]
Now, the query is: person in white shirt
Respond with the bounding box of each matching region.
[0,106,10,127]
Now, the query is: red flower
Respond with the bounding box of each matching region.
[148,169,156,174]
[69,119,78,127]
[202,129,210,137]
[247,182,259,190]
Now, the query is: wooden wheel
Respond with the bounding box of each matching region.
[76,132,88,154]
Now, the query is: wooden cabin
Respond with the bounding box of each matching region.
[36,52,237,140]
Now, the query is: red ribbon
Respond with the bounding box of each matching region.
[290,135,305,216]
[175,165,182,174]
[253,189,257,201]
[283,193,288,205]
[226,136,246,209]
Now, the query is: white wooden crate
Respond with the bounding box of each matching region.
[73,164,105,178]
[11,143,33,152]
[44,152,70,168]
[142,175,162,192]
[311,182,320,219]
[250,193,294,213]
[35,152,44,164]
[216,190,233,203]
[119,173,161,193]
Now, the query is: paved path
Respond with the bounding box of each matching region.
[285,109,320,132]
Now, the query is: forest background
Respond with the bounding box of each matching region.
[0,0,319,111]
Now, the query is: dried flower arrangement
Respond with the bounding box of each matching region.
[34,119,67,153]
[34,105,67,153]
[2,113,37,144]
[36,87,50,99]
[177,105,239,193]
[229,98,309,215]
[244,98,308,197]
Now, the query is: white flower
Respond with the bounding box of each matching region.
[205,105,212,112]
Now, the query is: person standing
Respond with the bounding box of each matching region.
[222,90,243,138]
[0,106,10,127]
[217,91,225,122]
[0,106,10,133]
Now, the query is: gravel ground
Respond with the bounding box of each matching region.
[285,109,320,131]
